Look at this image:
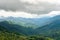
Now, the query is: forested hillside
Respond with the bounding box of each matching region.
[0,21,54,40]
[0,15,60,40]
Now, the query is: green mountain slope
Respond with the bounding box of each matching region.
[0,21,54,40]
[0,21,36,35]
[35,15,60,40]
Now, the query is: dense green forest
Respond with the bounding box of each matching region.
[0,20,60,40]
[0,31,54,40]
[0,25,54,40]
[0,21,54,40]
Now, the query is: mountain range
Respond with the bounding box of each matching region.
[35,15,60,35]
[0,15,60,36]
[0,16,51,28]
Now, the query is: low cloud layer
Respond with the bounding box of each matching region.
[0,0,60,14]
[0,10,59,18]
[0,10,38,18]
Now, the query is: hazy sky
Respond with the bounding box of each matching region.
[0,0,60,18]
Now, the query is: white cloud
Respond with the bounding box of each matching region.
[19,0,38,4]
[36,11,60,18]
[19,0,60,4]
[0,10,60,18]
[48,11,60,16]
[0,10,38,18]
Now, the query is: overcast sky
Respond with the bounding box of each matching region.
[0,0,60,18]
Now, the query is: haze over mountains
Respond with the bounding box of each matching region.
[0,11,60,28]
[0,11,60,35]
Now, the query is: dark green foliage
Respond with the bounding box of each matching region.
[0,31,54,40]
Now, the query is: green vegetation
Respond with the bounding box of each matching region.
[0,31,54,40]
[0,21,60,40]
